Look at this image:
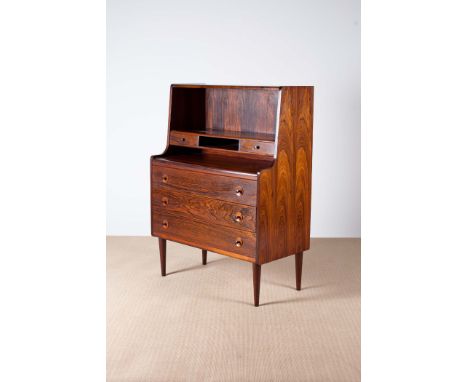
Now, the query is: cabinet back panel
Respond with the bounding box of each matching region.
[206,88,279,136]
[169,87,279,138]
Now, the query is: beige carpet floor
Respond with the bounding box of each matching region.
[107,237,360,382]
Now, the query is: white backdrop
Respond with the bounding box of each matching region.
[107,0,360,237]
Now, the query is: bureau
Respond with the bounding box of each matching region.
[151,84,314,306]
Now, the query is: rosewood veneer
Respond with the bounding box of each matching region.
[151,84,314,306]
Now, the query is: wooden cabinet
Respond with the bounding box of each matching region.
[151,84,314,306]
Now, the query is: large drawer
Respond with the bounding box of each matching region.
[152,189,256,232]
[152,212,256,261]
[152,163,257,206]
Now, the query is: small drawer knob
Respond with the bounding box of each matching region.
[234,212,243,222]
[162,197,168,206]
[235,238,243,247]
[235,186,244,196]
[162,175,168,183]
[162,220,169,229]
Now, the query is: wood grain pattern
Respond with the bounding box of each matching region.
[151,84,314,305]
[152,212,256,262]
[257,87,313,264]
[169,130,275,156]
[206,88,279,137]
[169,131,199,147]
[168,86,280,142]
[152,189,256,232]
[239,139,275,156]
[153,153,273,180]
[188,129,275,141]
[152,162,258,206]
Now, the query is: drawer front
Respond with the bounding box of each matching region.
[240,140,275,156]
[169,131,199,147]
[152,164,257,206]
[152,212,256,260]
[152,189,256,232]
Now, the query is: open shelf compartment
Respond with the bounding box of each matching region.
[168,86,280,157]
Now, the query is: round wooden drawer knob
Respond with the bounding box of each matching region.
[235,238,243,247]
[235,187,244,196]
[162,175,168,183]
[162,197,168,206]
[234,212,243,222]
[162,220,169,229]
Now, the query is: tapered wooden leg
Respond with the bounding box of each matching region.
[253,264,261,307]
[158,238,166,276]
[295,252,303,290]
[202,249,207,265]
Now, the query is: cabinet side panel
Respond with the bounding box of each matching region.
[295,87,313,251]
[257,87,313,264]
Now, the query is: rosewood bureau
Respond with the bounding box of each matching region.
[151,84,314,306]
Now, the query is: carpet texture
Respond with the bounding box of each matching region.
[107,237,360,382]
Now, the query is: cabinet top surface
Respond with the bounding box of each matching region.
[171,84,313,90]
[171,84,281,90]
